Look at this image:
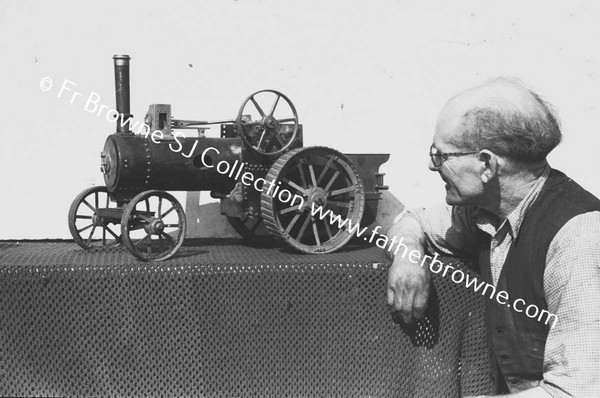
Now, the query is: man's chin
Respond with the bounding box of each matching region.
[445,193,462,206]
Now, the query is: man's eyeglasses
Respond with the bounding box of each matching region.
[429,144,479,168]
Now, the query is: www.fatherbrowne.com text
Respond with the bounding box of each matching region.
[309,202,558,327]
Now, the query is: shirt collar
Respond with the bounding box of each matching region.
[475,165,551,239]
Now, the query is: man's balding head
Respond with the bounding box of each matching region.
[436,77,562,163]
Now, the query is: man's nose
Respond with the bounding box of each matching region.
[428,158,438,171]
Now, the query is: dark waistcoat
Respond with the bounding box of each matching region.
[476,169,600,392]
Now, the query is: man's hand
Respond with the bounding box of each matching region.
[384,212,431,324]
[387,255,431,323]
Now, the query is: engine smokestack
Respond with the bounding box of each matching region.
[113,55,132,134]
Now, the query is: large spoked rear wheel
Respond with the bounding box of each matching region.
[261,146,365,253]
[121,190,186,261]
[68,186,121,249]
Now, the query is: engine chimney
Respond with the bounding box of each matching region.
[113,55,132,134]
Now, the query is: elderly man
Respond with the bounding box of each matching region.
[387,78,600,397]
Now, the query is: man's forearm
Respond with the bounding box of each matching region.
[386,212,428,260]
[386,212,432,322]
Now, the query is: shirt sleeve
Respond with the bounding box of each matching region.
[540,211,600,398]
[404,203,480,259]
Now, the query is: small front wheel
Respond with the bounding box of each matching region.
[68,186,121,250]
[121,190,186,261]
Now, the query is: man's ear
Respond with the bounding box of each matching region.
[478,150,497,183]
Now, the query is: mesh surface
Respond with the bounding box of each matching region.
[0,239,494,397]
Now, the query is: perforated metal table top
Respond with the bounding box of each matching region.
[0,239,494,397]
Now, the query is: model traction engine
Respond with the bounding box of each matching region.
[68,55,389,261]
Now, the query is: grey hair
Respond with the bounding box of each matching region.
[457,84,562,163]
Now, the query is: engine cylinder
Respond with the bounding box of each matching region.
[101,134,245,195]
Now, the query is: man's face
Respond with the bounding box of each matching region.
[430,104,486,206]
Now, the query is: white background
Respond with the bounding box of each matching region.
[1,0,598,239]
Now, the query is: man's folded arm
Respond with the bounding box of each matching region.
[386,203,480,323]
